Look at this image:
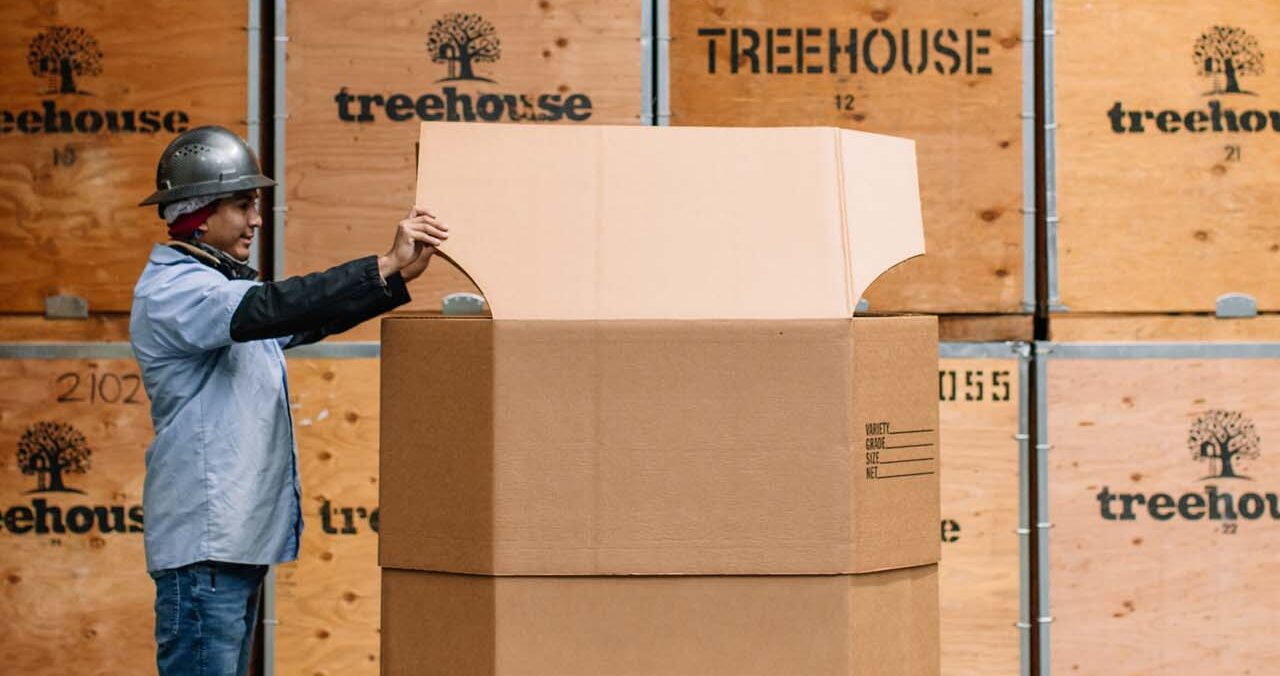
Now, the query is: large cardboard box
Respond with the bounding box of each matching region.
[380,123,939,673]
[382,564,939,676]
[381,314,938,575]
[382,123,938,575]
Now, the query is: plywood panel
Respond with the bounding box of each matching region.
[0,2,249,314]
[0,358,153,675]
[1048,358,1280,675]
[1052,314,1280,342]
[286,1,644,341]
[938,314,1033,342]
[1056,1,1280,312]
[0,314,131,342]
[938,356,1021,676]
[669,0,1026,313]
[276,358,382,676]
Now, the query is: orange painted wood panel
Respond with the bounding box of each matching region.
[939,355,1022,676]
[286,1,644,341]
[1048,357,1280,674]
[0,358,153,675]
[669,0,1027,314]
[1056,1,1280,311]
[0,2,249,313]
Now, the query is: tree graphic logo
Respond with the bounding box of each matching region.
[27,26,104,96]
[426,12,501,83]
[1193,26,1264,96]
[1188,410,1259,481]
[16,421,92,494]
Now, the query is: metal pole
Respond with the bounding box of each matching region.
[1035,342,1053,675]
[247,0,263,271]
[264,4,287,671]
[272,0,289,281]
[655,0,670,126]
[1021,0,1036,313]
[640,0,654,125]
[1044,0,1063,311]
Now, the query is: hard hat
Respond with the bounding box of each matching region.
[139,125,275,208]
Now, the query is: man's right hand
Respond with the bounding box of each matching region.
[378,206,449,280]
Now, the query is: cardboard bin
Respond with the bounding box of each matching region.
[380,123,940,675]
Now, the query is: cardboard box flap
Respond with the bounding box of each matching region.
[838,129,926,307]
[417,123,923,319]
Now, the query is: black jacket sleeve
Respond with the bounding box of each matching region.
[229,255,411,348]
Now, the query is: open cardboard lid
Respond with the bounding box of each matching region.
[417,123,923,320]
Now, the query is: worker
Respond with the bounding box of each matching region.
[130,125,447,676]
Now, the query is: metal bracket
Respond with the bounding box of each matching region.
[442,292,487,316]
[44,294,88,319]
[1215,292,1257,318]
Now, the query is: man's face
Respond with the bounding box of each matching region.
[198,191,262,261]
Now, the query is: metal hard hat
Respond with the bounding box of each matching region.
[139,125,275,207]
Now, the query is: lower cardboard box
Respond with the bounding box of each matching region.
[380,316,940,576]
[381,564,938,676]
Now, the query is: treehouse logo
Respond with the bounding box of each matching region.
[2,421,143,536]
[1108,25,1280,134]
[1,25,190,135]
[28,25,103,96]
[334,11,593,124]
[1096,410,1280,523]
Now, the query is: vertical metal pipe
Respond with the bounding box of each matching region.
[1015,341,1033,676]
[272,0,288,281]
[1020,0,1036,313]
[246,0,262,270]
[655,0,670,126]
[1035,342,1053,675]
[1044,0,1062,310]
[640,0,654,125]
[263,5,286,673]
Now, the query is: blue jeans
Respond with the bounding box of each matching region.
[151,561,268,676]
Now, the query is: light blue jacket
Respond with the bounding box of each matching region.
[130,245,300,572]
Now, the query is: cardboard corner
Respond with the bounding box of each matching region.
[836,128,926,305]
[416,123,924,320]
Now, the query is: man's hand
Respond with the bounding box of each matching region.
[378,206,448,281]
[399,242,435,282]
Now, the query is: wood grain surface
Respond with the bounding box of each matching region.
[0,2,249,314]
[1048,357,1280,674]
[669,0,1026,313]
[275,358,382,676]
[1051,314,1280,342]
[1055,1,1280,312]
[0,314,131,342]
[285,0,644,341]
[939,356,1022,676]
[0,358,153,675]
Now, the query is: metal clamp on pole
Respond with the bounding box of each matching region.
[1215,292,1257,318]
[45,294,89,319]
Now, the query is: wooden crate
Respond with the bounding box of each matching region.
[1045,345,1280,675]
[0,355,153,675]
[1054,1,1280,312]
[276,357,382,676]
[0,2,249,315]
[939,314,1034,342]
[1052,314,1280,342]
[938,345,1025,676]
[668,0,1028,314]
[0,315,131,342]
[285,0,645,341]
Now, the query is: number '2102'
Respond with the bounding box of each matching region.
[57,371,144,405]
[938,369,1011,402]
